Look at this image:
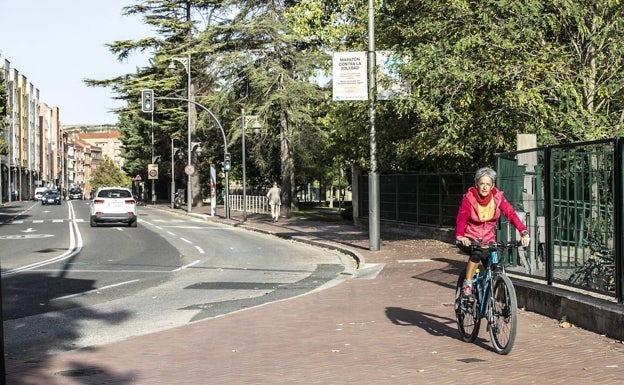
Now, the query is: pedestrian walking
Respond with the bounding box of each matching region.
[266,182,281,222]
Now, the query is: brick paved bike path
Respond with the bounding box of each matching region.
[5,206,624,384]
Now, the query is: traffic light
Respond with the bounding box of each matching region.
[141,89,154,113]
[224,153,231,171]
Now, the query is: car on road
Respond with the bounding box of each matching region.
[90,186,137,227]
[41,189,62,205]
[33,187,48,201]
[68,187,83,200]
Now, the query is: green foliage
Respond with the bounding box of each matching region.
[189,1,330,211]
[90,156,131,191]
[87,0,624,196]
[289,0,624,172]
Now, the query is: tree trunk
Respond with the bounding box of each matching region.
[279,109,295,217]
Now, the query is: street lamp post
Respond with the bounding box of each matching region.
[171,139,175,209]
[241,109,261,222]
[169,54,192,213]
[150,110,156,205]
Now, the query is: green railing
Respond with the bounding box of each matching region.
[358,172,473,228]
[496,138,623,303]
[357,138,623,303]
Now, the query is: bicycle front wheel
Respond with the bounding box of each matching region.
[455,269,480,342]
[488,274,518,354]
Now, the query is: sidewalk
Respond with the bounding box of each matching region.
[5,203,624,384]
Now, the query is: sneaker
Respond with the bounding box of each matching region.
[461,281,473,299]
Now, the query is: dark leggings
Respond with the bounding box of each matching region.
[457,238,489,263]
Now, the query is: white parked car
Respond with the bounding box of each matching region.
[34,187,48,200]
[90,187,137,227]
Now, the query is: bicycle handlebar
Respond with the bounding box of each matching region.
[456,239,524,250]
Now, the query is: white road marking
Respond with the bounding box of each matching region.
[172,260,201,272]
[2,201,84,276]
[51,280,140,301]
[0,234,53,239]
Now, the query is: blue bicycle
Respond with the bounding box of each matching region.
[454,240,522,354]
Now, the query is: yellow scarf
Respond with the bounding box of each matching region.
[478,198,495,221]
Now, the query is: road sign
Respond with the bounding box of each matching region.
[148,164,159,179]
[148,169,158,179]
[184,164,195,176]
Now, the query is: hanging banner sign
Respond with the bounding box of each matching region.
[332,51,368,101]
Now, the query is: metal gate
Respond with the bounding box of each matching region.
[496,138,623,303]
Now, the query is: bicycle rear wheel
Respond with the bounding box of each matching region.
[488,274,518,354]
[455,269,480,342]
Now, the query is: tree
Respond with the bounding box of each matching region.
[551,0,624,140]
[90,156,131,191]
[86,1,227,207]
[289,0,624,172]
[193,1,328,216]
[89,0,624,204]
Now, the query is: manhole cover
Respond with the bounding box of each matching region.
[55,368,104,377]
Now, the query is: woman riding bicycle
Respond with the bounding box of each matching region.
[455,167,530,300]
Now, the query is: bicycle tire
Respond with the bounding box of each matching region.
[488,274,518,354]
[454,269,481,342]
[595,264,616,291]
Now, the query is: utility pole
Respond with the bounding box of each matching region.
[368,0,380,251]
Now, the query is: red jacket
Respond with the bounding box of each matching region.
[455,186,528,243]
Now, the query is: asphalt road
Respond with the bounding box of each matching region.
[0,200,350,362]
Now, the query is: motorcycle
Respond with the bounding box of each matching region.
[174,190,184,209]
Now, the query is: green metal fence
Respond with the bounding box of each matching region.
[358,172,473,228]
[496,139,622,303]
[357,138,623,303]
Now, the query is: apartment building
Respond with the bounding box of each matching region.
[64,125,121,197]
[1,57,122,202]
[1,57,42,201]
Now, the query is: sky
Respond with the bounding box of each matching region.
[0,0,152,125]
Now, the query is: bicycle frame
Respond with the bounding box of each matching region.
[473,259,495,320]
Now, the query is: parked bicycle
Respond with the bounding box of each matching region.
[454,240,522,354]
[568,236,615,292]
